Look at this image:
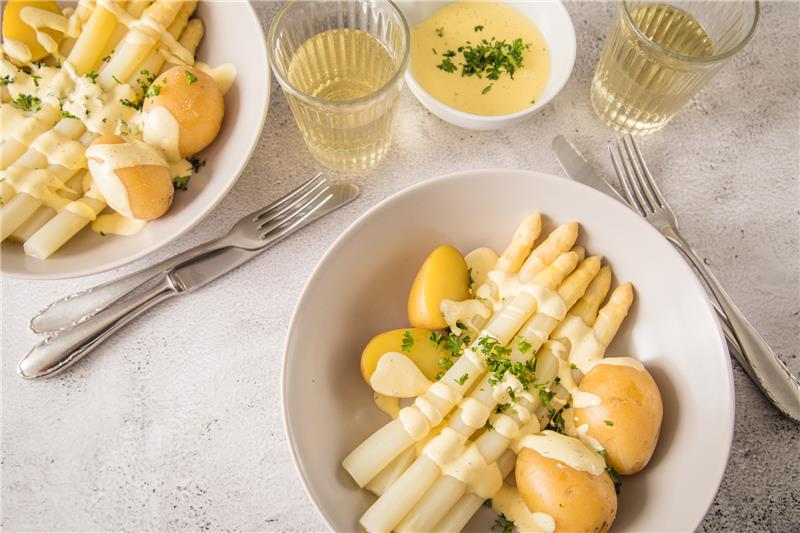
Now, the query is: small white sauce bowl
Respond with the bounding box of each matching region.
[401,1,576,130]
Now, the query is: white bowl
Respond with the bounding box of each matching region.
[1,1,270,279]
[402,1,576,130]
[283,169,734,532]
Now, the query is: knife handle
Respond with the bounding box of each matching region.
[18,277,178,379]
[29,238,226,334]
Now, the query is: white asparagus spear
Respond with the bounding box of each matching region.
[66,1,125,74]
[1,103,61,171]
[133,1,197,90]
[361,251,586,532]
[365,446,416,497]
[343,216,545,488]
[392,256,600,533]
[162,17,203,71]
[433,450,516,533]
[98,0,184,90]
[10,171,86,242]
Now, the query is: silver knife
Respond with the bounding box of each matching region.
[18,183,360,379]
[552,135,626,202]
[550,136,772,389]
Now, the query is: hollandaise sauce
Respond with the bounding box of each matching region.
[411,2,550,116]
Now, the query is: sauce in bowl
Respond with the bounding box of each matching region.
[411,2,550,116]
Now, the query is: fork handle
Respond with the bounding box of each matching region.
[662,225,800,422]
[29,237,229,334]
[18,276,179,379]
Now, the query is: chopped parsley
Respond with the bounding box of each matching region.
[172,175,191,190]
[545,403,569,435]
[60,109,79,119]
[516,336,532,354]
[119,98,142,110]
[85,71,99,83]
[483,499,493,508]
[429,332,445,348]
[454,373,469,386]
[101,53,112,63]
[467,267,474,288]
[184,69,198,85]
[112,74,122,84]
[11,93,41,112]
[146,83,161,98]
[401,330,414,353]
[187,157,206,173]
[30,74,41,87]
[436,357,454,372]
[570,362,577,370]
[483,421,494,431]
[432,47,438,56]
[607,465,622,493]
[495,402,510,414]
[434,36,531,95]
[31,59,46,68]
[492,512,515,533]
[435,26,444,37]
[444,331,471,357]
[1,75,13,86]
[474,25,484,32]
[604,420,614,426]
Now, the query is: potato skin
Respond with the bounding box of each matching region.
[90,136,173,220]
[360,328,451,384]
[407,245,470,329]
[574,362,663,475]
[143,66,224,157]
[2,0,63,61]
[516,447,617,533]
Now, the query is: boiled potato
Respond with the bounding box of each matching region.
[143,66,224,157]
[574,359,663,475]
[464,247,498,292]
[2,0,63,62]
[516,446,617,533]
[360,328,452,384]
[89,136,174,220]
[408,245,470,329]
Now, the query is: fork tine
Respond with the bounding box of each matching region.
[260,187,334,240]
[619,136,655,214]
[622,135,659,211]
[256,177,328,229]
[609,141,646,217]
[628,135,668,209]
[251,172,324,222]
[258,184,331,237]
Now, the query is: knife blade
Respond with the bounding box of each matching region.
[552,135,625,202]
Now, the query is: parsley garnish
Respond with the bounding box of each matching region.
[60,109,79,119]
[172,175,191,190]
[85,71,99,83]
[604,420,614,426]
[435,27,444,37]
[146,83,161,98]
[434,36,531,95]
[516,336,532,354]
[483,499,493,508]
[1,75,13,86]
[101,53,112,63]
[474,25,484,32]
[467,267,474,288]
[432,47,437,56]
[429,332,445,348]
[31,59,46,68]
[437,50,458,73]
[607,465,622,493]
[184,69,198,85]
[112,75,122,84]
[482,84,493,94]
[11,93,41,112]
[443,331,470,357]
[545,404,568,435]
[30,74,41,87]
[119,98,142,110]
[454,373,469,386]
[187,156,206,173]
[492,513,515,533]
[495,402,510,414]
[401,331,414,353]
[483,421,494,431]
[436,357,454,373]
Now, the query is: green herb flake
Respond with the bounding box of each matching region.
[119,98,142,110]
[492,512,515,533]
[184,69,198,85]
[474,25,484,32]
[60,109,79,119]
[429,332,445,348]
[401,330,414,353]
[516,336,532,354]
[607,465,622,493]
[85,71,99,83]
[112,74,122,84]
[187,157,206,173]
[435,27,444,37]
[172,175,191,190]
[436,357,454,372]
[11,93,41,112]
[30,74,41,87]
[483,421,494,431]
[1,75,14,86]
[454,373,469,386]
[604,420,614,426]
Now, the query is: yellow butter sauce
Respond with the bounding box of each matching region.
[411,2,550,116]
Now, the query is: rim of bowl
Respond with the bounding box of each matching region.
[404,0,576,123]
[266,0,411,108]
[281,168,734,531]
[1,2,271,280]
[621,0,760,65]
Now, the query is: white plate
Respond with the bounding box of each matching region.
[283,169,734,532]
[1,1,270,279]
[402,1,576,130]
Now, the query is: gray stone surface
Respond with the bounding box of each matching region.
[2,1,799,531]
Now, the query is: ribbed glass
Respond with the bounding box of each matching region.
[268,0,409,171]
[591,0,759,135]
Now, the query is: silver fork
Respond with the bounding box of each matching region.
[609,134,800,422]
[19,177,359,379]
[30,173,328,334]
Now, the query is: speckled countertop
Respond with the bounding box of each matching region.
[2,1,798,531]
